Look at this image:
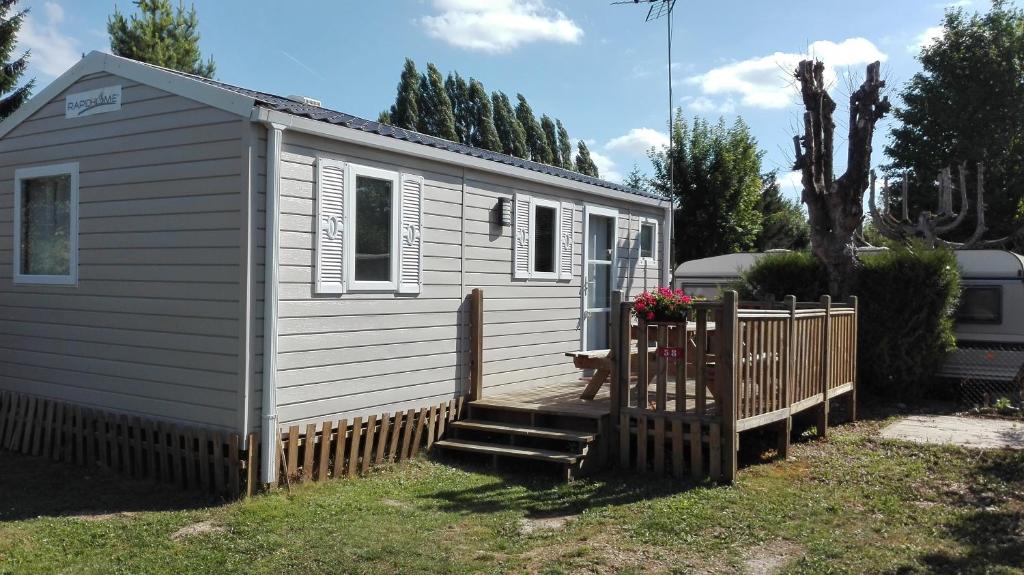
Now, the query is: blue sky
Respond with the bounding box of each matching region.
[13,0,997,197]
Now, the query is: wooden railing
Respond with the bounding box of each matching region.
[614,291,858,483]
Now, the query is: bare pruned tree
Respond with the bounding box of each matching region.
[793,60,890,297]
[868,162,1024,249]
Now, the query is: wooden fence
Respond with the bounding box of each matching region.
[616,291,858,482]
[0,390,252,498]
[277,397,464,484]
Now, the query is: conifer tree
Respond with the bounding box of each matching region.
[416,63,457,140]
[0,0,32,120]
[445,71,472,145]
[540,115,560,167]
[467,79,500,152]
[108,0,215,78]
[574,141,600,178]
[491,91,528,158]
[384,58,420,131]
[556,120,572,171]
[377,110,392,124]
[515,94,552,164]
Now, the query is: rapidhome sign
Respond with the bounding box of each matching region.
[65,85,122,119]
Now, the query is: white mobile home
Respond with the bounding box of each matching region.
[0,53,668,482]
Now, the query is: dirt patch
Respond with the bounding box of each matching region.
[380,498,411,509]
[518,513,578,536]
[71,511,137,522]
[741,540,804,575]
[170,520,226,540]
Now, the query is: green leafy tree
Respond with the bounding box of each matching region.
[416,63,457,140]
[467,79,500,152]
[540,115,559,167]
[491,91,528,158]
[650,111,763,262]
[377,110,391,124]
[515,94,551,164]
[383,58,420,131]
[108,0,215,78]
[886,1,1024,250]
[445,71,472,145]
[574,140,599,177]
[623,164,650,193]
[0,0,32,120]
[755,171,809,251]
[556,120,572,171]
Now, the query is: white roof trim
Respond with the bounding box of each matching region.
[0,51,254,139]
[253,107,666,208]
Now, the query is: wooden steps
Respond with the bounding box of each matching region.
[451,420,595,443]
[434,398,610,480]
[433,439,581,463]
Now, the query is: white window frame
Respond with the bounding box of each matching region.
[529,196,561,281]
[344,163,401,292]
[638,217,658,264]
[13,162,79,286]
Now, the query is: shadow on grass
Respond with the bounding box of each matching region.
[424,454,705,518]
[0,450,214,522]
[914,449,1024,573]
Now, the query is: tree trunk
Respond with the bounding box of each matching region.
[794,60,890,297]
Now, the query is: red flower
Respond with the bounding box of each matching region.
[646,311,655,320]
[635,302,647,312]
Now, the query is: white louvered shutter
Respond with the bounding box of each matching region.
[398,174,424,294]
[315,158,346,294]
[558,201,574,281]
[513,192,531,279]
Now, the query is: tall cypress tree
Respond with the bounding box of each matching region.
[515,94,551,164]
[416,63,457,140]
[574,140,600,177]
[467,79,500,152]
[556,120,572,171]
[384,58,420,131]
[491,91,528,158]
[540,115,559,167]
[0,0,32,120]
[108,0,215,78]
[445,71,472,145]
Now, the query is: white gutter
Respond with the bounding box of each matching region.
[260,122,286,485]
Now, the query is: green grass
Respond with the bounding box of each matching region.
[1,417,1021,574]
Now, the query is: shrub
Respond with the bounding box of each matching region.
[739,248,960,401]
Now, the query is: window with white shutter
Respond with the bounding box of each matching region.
[398,174,424,294]
[513,192,573,282]
[315,158,346,294]
[558,201,575,280]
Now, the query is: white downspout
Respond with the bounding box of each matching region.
[662,203,672,286]
[260,122,285,484]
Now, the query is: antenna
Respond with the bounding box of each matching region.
[612,0,677,268]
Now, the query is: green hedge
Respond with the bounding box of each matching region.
[739,249,960,401]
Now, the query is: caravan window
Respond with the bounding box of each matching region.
[956,286,1002,324]
[346,164,400,292]
[14,163,79,285]
[532,200,558,276]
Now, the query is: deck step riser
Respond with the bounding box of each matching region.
[451,428,588,455]
[466,405,602,433]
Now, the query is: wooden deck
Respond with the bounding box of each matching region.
[475,377,718,418]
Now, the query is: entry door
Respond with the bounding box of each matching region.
[583,207,618,350]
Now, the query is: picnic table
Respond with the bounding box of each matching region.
[567,321,715,400]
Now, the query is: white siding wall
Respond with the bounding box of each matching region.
[0,72,247,430]
[271,130,665,426]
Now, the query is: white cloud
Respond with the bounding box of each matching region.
[420,0,583,53]
[945,0,971,7]
[778,170,804,195]
[684,96,737,115]
[604,128,669,155]
[17,1,81,78]
[908,26,945,53]
[589,149,622,183]
[687,38,888,110]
